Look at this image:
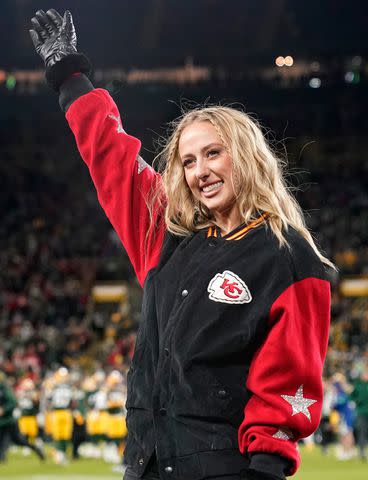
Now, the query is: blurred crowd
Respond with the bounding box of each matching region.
[0,160,141,380]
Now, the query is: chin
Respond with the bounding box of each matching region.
[204,198,237,216]
[203,201,229,214]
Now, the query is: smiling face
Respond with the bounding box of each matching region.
[178,120,239,219]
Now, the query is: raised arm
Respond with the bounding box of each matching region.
[30,9,166,286]
[65,85,166,286]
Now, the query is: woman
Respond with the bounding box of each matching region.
[30,9,333,480]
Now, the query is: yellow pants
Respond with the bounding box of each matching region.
[44,410,53,437]
[100,411,110,436]
[19,416,38,438]
[51,409,73,441]
[107,414,127,439]
[86,410,100,436]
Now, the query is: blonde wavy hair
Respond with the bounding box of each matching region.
[148,105,334,269]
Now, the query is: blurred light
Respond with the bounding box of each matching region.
[310,61,320,72]
[345,71,354,83]
[0,70,6,84]
[284,55,294,67]
[275,56,285,67]
[309,77,321,88]
[6,74,16,89]
[345,71,360,84]
[352,72,360,84]
[352,55,362,67]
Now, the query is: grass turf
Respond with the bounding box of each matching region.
[0,446,367,479]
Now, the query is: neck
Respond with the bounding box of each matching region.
[213,206,242,236]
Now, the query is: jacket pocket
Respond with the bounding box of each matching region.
[174,368,234,418]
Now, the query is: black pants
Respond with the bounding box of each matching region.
[124,468,244,480]
[0,422,44,462]
[72,421,87,459]
[124,455,249,480]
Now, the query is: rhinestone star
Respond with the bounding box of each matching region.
[273,429,293,440]
[137,155,148,174]
[108,114,124,133]
[280,385,317,422]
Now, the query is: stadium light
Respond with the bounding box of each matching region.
[284,56,294,67]
[345,71,354,83]
[351,55,362,67]
[310,61,320,72]
[275,56,285,67]
[309,77,321,88]
[6,74,16,90]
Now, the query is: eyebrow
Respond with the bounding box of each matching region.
[181,143,223,160]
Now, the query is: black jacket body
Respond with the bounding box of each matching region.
[124,224,329,479]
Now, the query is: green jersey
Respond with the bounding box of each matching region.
[51,384,73,410]
[351,379,368,417]
[107,388,125,415]
[0,382,17,427]
[18,393,39,416]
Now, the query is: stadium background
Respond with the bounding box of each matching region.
[0,0,367,478]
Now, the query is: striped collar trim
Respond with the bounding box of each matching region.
[206,213,269,241]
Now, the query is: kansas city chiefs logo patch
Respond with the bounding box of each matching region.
[207,270,252,304]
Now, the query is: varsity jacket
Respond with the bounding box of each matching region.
[60,75,331,479]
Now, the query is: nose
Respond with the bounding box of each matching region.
[195,158,210,179]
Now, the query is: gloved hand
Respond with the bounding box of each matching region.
[29,9,91,91]
[30,9,77,68]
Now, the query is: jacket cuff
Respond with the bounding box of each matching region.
[45,53,92,92]
[59,74,95,112]
[248,453,290,479]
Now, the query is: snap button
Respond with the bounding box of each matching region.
[165,466,173,473]
[217,389,228,397]
[159,407,167,415]
[181,289,188,297]
[138,458,144,465]
[164,348,170,357]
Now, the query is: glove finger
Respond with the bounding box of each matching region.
[62,10,75,36]
[29,29,43,53]
[35,10,54,35]
[30,17,48,41]
[46,9,63,29]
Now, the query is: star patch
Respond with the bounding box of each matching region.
[137,155,149,174]
[280,385,317,422]
[108,114,125,133]
[207,270,252,305]
[273,428,293,441]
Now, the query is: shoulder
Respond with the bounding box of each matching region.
[264,224,331,282]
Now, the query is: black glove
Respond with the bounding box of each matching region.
[29,9,91,91]
[30,9,76,67]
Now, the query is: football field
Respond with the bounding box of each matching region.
[0,446,367,479]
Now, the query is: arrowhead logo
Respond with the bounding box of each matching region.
[207,270,252,304]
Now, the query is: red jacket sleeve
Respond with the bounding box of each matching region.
[238,277,331,475]
[65,89,166,287]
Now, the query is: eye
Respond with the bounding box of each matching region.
[207,149,219,157]
[183,158,194,168]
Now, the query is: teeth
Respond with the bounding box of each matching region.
[202,181,223,192]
